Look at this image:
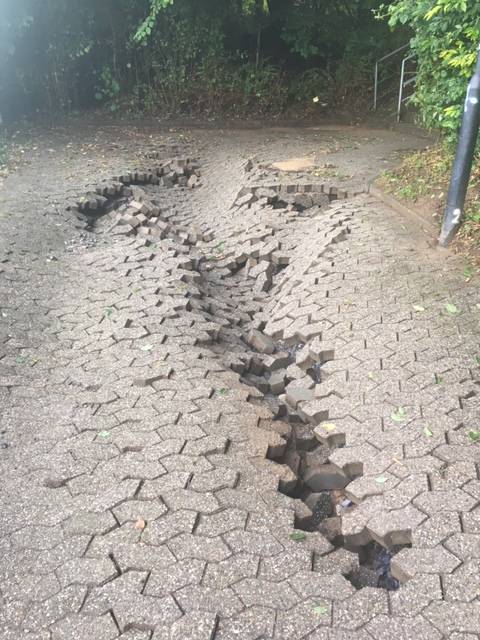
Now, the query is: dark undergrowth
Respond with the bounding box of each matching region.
[0,132,9,176]
[0,1,404,122]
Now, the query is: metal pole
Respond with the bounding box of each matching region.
[374,61,378,111]
[439,45,480,246]
[397,57,406,122]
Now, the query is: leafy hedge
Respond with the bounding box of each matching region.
[382,0,480,137]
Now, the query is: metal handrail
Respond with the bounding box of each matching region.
[397,53,416,122]
[377,43,409,64]
[373,43,410,111]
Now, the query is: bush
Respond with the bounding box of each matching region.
[134,11,288,116]
[382,0,480,137]
[0,0,394,119]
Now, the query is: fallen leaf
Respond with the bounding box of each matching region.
[412,304,425,312]
[104,307,114,317]
[424,427,433,438]
[135,518,146,530]
[313,605,329,616]
[444,303,459,315]
[368,372,377,381]
[321,423,337,432]
[289,531,307,542]
[391,407,406,422]
[468,430,480,443]
[140,344,153,352]
[375,476,388,484]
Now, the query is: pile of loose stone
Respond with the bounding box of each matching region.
[71,159,203,233]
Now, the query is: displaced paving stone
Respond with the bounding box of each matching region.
[2,129,479,640]
[246,329,276,354]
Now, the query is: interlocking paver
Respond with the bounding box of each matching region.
[215,606,275,639]
[1,124,479,640]
[365,614,442,640]
[158,611,219,640]
[223,529,285,557]
[332,588,389,630]
[196,508,247,536]
[56,556,118,587]
[50,613,119,640]
[274,598,332,638]
[424,601,480,635]
[203,553,259,589]
[168,532,232,561]
[175,584,244,617]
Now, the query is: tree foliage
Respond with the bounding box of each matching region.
[0,0,397,120]
[382,0,480,135]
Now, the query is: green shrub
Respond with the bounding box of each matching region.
[94,67,121,111]
[0,132,7,169]
[382,0,480,137]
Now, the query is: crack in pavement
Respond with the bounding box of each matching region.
[0,124,478,640]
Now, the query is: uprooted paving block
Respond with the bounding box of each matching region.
[2,141,479,640]
[246,329,276,354]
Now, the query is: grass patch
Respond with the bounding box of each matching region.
[377,144,480,254]
[379,146,452,203]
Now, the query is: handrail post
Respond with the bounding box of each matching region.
[373,43,410,113]
[439,45,480,246]
[397,57,406,122]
